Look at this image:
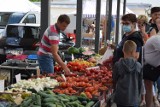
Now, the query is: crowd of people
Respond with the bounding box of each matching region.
[112,7,160,107]
[36,5,160,107]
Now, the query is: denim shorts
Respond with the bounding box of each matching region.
[37,54,54,74]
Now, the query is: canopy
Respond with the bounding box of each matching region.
[0,0,40,12]
[82,1,134,17]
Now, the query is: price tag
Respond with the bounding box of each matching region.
[61,74,66,82]
[15,74,21,83]
[0,80,4,92]
[71,54,74,61]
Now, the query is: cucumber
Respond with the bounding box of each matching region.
[60,101,66,107]
[77,96,89,102]
[35,94,41,105]
[86,101,95,107]
[61,98,70,103]
[21,99,32,107]
[44,103,56,107]
[44,97,59,103]
[69,96,78,101]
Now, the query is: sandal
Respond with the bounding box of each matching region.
[154,100,160,107]
[139,101,146,107]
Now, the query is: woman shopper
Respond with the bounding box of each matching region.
[137,15,160,107]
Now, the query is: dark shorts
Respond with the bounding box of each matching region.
[117,104,138,107]
[143,64,160,82]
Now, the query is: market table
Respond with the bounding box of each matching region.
[0,64,39,84]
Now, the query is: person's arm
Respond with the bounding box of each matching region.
[139,24,148,42]
[50,44,70,74]
[150,28,157,37]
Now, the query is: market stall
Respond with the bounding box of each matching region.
[0,47,113,107]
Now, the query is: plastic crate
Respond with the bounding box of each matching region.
[27,54,38,60]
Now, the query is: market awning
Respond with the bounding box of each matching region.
[0,0,40,12]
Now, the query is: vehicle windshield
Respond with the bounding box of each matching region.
[0,12,25,27]
[6,25,40,39]
[0,12,12,27]
[8,13,25,24]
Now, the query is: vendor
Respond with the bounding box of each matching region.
[37,14,70,74]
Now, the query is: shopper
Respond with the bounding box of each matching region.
[113,40,142,107]
[137,14,160,107]
[37,14,70,74]
[137,15,156,43]
[143,35,160,107]
[149,7,160,33]
[113,13,144,65]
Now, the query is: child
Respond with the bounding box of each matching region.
[113,40,143,107]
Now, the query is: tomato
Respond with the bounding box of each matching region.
[72,66,78,71]
[85,92,92,99]
[67,64,72,68]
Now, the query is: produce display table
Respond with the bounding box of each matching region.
[0,65,39,84]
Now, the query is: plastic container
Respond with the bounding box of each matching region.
[27,54,37,60]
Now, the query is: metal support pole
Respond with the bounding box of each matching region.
[121,0,126,36]
[115,0,121,45]
[40,0,50,38]
[104,0,109,47]
[75,0,83,48]
[106,0,112,42]
[95,0,101,53]
[123,0,126,15]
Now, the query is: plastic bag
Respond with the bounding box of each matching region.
[97,46,113,65]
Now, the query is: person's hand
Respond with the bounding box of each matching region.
[102,56,113,66]
[64,67,71,75]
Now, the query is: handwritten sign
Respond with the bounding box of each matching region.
[0,80,4,92]
[15,74,21,83]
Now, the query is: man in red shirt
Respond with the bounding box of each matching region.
[37,14,70,74]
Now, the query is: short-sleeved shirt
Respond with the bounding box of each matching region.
[144,35,160,67]
[37,25,60,56]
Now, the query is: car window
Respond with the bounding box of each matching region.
[0,12,12,26]
[6,25,40,39]
[23,14,36,23]
[7,26,19,37]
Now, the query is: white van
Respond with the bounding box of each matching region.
[0,11,40,37]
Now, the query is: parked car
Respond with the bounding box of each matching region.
[0,23,75,55]
[0,11,40,37]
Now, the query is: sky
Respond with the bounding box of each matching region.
[126,0,160,7]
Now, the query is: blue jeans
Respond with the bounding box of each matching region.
[117,104,138,107]
[37,55,54,74]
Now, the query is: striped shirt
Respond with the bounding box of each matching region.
[37,25,60,56]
